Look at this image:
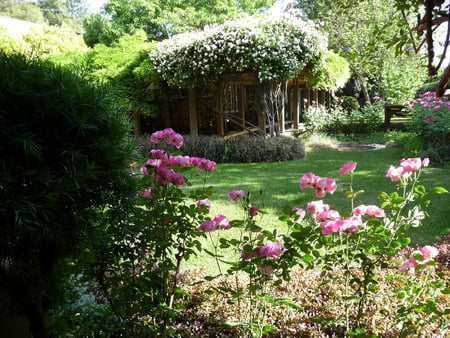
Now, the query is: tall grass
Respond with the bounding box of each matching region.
[185,147,450,272]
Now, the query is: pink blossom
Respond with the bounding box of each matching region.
[422,158,430,167]
[151,149,166,159]
[339,162,357,176]
[400,158,422,172]
[255,241,285,259]
[198,214,230,232]
[249,205,259,216]
[196,199,211,209]
[399,245,439,272]
[300,173,320,189]
[197,158,217,171]
[228,189,245,202]
[427,118,434,123]
[306,200,329,215]
[316,209,340,223]
[339,216,365,233]
[352,204,386,217]
[321,216,365,235]
[292,207,306,221]
[433,105,440,111]
[372,96,380,101]
[386,165,406,182]
[321,219,343,235]
[150,128,184,148]
[213,214,230,229]
[316,177,337,195]
[198,220,216,232]
[140,188,152,199]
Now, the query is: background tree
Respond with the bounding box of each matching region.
[83,0,275,46]
[296,0,427,104]
[1,1,46,23]
[0,52,136,338]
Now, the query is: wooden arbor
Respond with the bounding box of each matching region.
[180,71,331,138]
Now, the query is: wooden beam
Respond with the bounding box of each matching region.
[293,81,299,129]
[188,88,198,136]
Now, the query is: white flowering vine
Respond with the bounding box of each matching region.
[150,10,330,87]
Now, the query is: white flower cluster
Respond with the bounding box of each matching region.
[150,10,328,87]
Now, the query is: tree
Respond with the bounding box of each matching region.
[83,0,276,46]
[0,52,136,338]
[3,2,46,23]
[297,0,427,104]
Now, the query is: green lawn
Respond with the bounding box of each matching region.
[185,147,450,272]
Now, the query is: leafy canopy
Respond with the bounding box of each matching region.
[151,10,332,87]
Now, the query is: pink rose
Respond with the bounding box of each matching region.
[228,189,245,202]
[249,205,259,217]
[339,162,357,176]
[255,241,285,259]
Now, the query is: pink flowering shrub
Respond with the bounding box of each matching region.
[112,129,218,335]
[407,91,450,164]
[278,159,448,333]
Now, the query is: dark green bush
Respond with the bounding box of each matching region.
[340,95,360,113]
[136,134,306,163]
[0,53,136,336]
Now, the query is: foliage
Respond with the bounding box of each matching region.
[49,274,120,337]
[341,95,360,112]
[136,134,306,163]
[81,31,161,118]
[297,0,427,104]
[82,13,121,48]
[0,21,87,63]
[303,100,384,135]
[0,52,136,337]
[312,51,351,90]
[4,2,46,23]
[197,155,449,335]
[407,92,450,165]
[65,129,217,336]
[85,0,276,45]
[23,24,87,61]
[151,10,328,87]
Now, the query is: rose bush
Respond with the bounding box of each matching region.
[407,91,450,164]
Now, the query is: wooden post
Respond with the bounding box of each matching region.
[293,81,299,130]
[132,111,141,135]
[217,84,225,137]
[239,84,245,129]
[279,83,285,134]
[314,89,319,107]
[304,86,310,111]
[188,88,198,136]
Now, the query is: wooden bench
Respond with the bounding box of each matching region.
[384,104,408,132]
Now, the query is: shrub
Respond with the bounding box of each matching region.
[406,92,450,165]
[0,52,136,337]
[135,134,306,163]
[340,95,360,113]
[303,101,384,135]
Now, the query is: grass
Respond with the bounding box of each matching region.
[185,145,450,272]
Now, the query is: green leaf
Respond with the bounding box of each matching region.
[262,325,276,334]
[428,187,448,194]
